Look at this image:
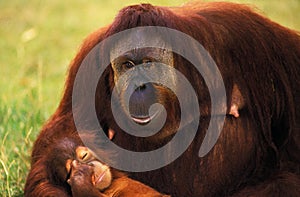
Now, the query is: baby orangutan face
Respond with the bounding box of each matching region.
[66,146,112,191]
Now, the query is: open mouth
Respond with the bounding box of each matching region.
[131,110,161,124]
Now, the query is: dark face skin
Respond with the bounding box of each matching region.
[111,47,174,124]
[109,46,182,146]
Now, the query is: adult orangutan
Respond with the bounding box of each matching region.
[25,2,300,196]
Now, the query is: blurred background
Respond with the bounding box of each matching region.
[0,0,299,196]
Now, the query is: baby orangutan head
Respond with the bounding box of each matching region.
[66,146,112,191]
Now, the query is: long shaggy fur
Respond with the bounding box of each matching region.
[25,2,300,196]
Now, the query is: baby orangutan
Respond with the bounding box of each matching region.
[66,144,169,197]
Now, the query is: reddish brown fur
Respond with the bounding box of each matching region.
[25,2,300,196]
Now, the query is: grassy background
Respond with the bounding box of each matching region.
[0,0,299,196]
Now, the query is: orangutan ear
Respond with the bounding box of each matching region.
[229,84,245,118]
[108,129,115,140]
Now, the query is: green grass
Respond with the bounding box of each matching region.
[0,0,299,196]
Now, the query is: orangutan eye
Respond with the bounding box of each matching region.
[81,152,88,160]
[122,61,135,69]
[143,59,152,64]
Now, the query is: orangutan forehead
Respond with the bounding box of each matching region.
[109,29,173,62]
[111,48,173,64]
